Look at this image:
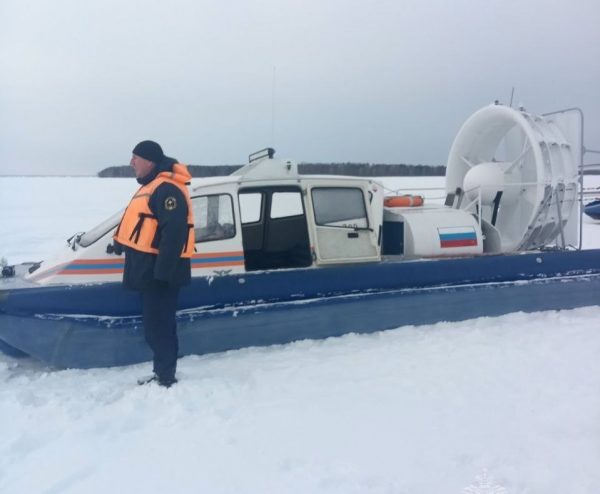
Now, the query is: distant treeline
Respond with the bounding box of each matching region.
[98,162,447,178]
[98,165,242,177]
[300,163,446,176]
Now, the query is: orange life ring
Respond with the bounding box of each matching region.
[384,195,424,207]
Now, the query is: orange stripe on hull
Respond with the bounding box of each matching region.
[69,259,125,265]
[192,251,244,259]
[58,268,125,275]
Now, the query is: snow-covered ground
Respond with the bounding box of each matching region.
[1,176,600,494]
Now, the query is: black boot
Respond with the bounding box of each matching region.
[158,376,178,388]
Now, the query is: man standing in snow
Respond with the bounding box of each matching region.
[113,140,194,388]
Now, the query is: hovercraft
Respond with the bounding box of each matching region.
[1,104,599,368]
[584,199,600,220]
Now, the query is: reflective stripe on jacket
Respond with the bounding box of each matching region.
[114,164,195,258]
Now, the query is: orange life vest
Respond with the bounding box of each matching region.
[114,164,195,257]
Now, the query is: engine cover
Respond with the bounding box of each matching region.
[384,207,483,258]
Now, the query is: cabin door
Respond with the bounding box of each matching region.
[308,186,379,264]
[238,186,312,271]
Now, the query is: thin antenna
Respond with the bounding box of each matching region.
[509,87,515,107]
[271,66,276,146]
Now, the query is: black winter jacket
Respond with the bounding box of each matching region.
[120,157,192,291]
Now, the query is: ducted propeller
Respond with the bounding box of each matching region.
[445,104,580,252]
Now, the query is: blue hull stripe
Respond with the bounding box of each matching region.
[192,256,245,264]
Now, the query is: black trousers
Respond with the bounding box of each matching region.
[141,283,180,380]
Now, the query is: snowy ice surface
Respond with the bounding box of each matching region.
[1,176,600,494]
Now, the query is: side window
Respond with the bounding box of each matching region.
[311,187,368,228]
[270,191,304,219]
[239,192,263,224]
[192,194,235,243]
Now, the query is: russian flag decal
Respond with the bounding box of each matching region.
[438,226,478,248]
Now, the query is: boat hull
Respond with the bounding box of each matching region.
[1,249,600,368]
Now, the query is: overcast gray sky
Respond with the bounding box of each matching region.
[1,0,599,175]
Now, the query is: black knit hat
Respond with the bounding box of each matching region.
[132,140,164,163]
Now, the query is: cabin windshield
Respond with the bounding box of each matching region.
[78,210,124,247]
